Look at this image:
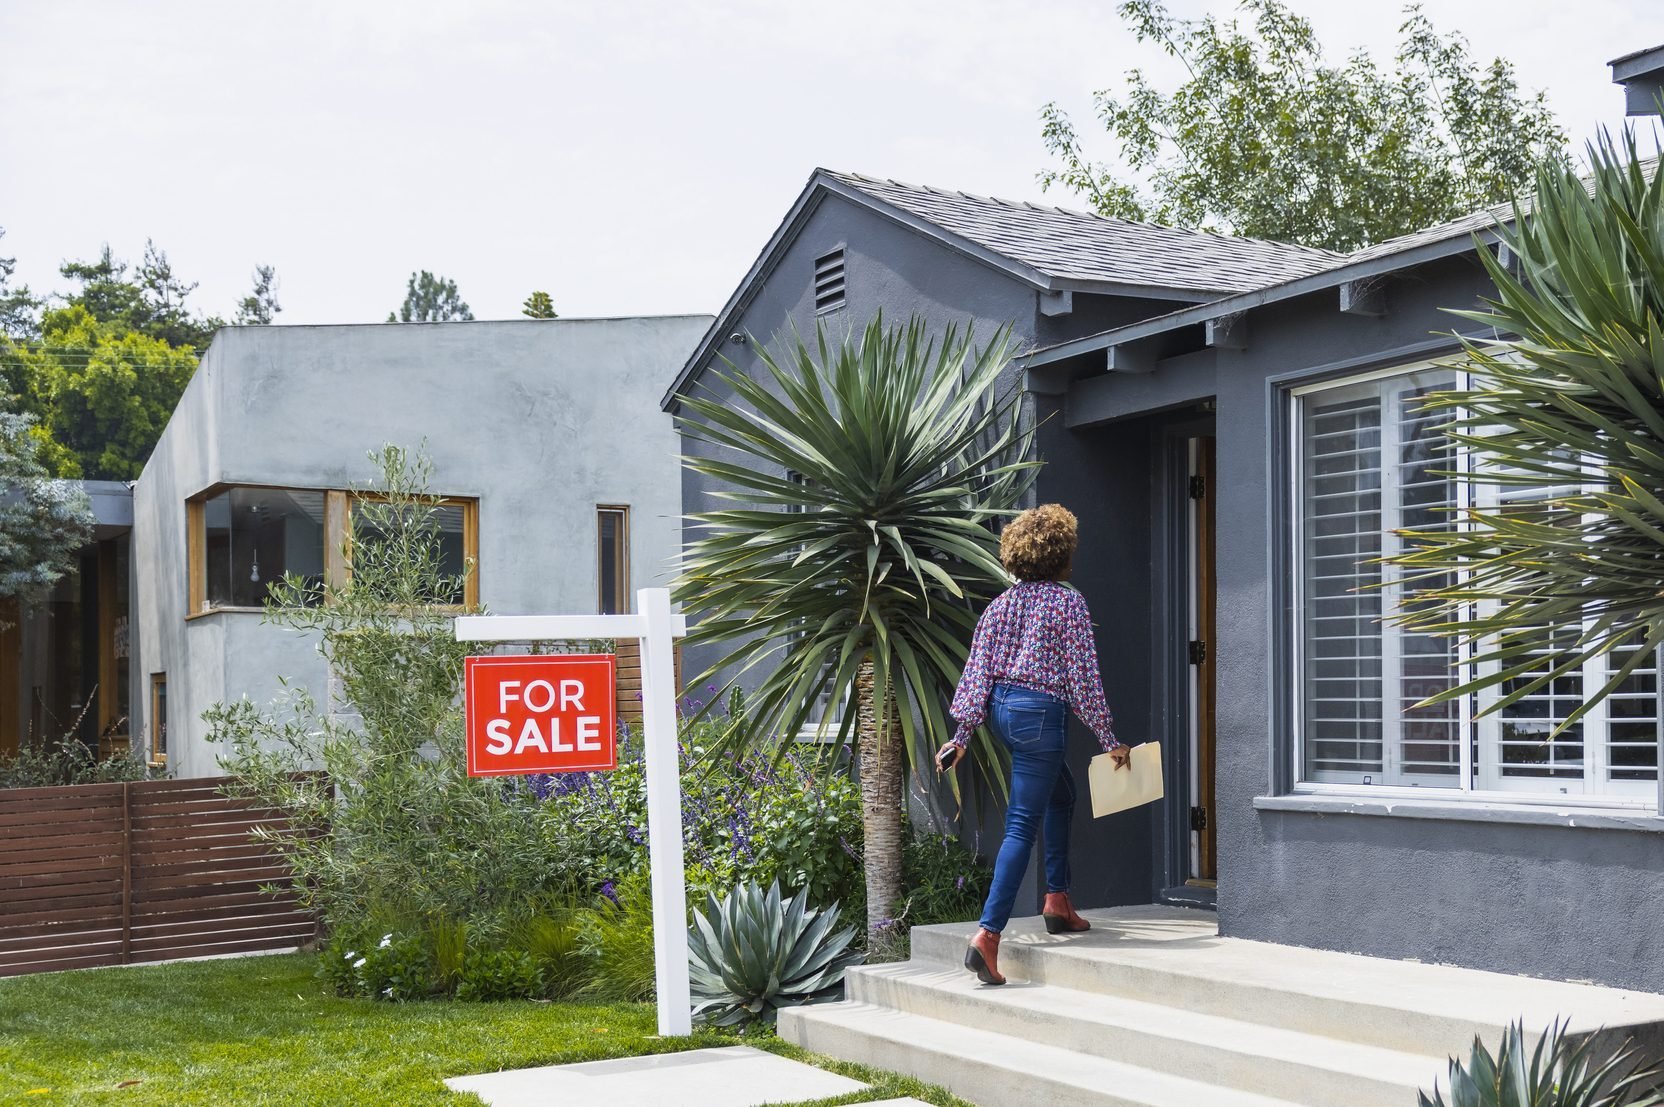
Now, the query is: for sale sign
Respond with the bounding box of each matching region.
[464,654,617,776]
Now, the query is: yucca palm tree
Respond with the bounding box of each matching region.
[1390,132,1664,735]
[672,314,1036,932]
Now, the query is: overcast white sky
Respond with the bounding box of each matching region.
[1,0,1658,327]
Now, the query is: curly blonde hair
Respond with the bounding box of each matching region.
[999,503,1078,582]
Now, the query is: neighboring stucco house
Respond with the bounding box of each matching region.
[120,314,708,778]
[665,150,1664,997]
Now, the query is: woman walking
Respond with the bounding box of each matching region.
[936,503,1127,986]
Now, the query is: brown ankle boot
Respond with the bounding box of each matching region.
[963,926,1006,985]
[1042,892,1090,934]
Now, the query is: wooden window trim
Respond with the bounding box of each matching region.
[186,485,478,616]
[597,505,631,615]
[186,499,206,618]
[149,673,168,765]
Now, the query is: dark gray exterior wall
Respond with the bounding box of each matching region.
[673,190,1197,911]
[1059,252,1664,992]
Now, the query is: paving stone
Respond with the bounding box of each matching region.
[444,1044,868,1107]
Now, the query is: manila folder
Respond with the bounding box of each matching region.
[1088,741,1164,818]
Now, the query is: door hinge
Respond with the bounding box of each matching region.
[1188,639,1207,666]
[1190,805,1208,831]
[1188,474,1205,499]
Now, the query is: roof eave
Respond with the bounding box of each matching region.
[1017,224,1505,369]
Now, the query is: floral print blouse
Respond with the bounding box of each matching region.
[949,580,1120,751]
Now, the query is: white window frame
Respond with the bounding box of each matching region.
[1288,359,1659,812]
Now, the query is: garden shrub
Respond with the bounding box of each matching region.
[210,445,992,1002]
[0,726,159,789]
[456,948,543,1002]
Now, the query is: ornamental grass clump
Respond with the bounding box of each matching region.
[687,880,863,1027]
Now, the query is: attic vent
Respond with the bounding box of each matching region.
[814,248,846,313]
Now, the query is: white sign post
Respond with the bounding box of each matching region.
[455,586,693,1036]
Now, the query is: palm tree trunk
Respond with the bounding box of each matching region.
[855,655,905,935]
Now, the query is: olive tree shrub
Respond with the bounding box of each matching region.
[208,445,551,937]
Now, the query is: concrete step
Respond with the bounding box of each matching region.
[845,959,1445,1107]
[907,905,1664,1059]
[779,1000,1308,1107]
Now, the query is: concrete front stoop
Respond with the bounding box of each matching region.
[778,905,1664,1107]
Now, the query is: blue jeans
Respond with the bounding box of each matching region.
[978,684,1076,934]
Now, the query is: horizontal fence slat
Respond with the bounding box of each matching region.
[0,865,123,890]
[0,792,128,817]
[0,833,128,866]
[129,796,280,819]
[0,925,124,955]
[129,823,276,847]
[0,872,123,898]
[129,933,310,963]
[133,867,294,896]
[0,782,126,805]
[0,950,125,977]
[0,889,125,917]
[137,848,286,880]
[128,903,303,934]
[130,810,291,832]
[0,806,125,829]
[129,887,296,919]
[0,900,126,931]
[131,911,313,943]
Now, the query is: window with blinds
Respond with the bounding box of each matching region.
[1294,365,1658,803]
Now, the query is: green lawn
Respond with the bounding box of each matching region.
[0,953,968,1106]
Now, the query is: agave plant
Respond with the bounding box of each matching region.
[1389,133,1664,731]
[1419,1020,1664,1107]
[673,313,1036,931]
[687,880,864,1027]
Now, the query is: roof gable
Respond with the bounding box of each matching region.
[663,168,1346,409]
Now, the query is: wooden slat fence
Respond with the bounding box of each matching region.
[0,777,316,977]
[614,639,683,725]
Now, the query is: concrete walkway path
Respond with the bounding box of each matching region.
[445,1044,873,1106]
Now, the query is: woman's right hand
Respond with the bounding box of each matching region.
[935,741,965,773]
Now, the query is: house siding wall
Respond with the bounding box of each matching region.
[1088,253,1664,992]
[673,191,1192,912]
[132,315,709,779]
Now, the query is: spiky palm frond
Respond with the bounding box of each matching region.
[1389,132,1664,734]
[672,313,1036,785]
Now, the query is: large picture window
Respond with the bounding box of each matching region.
[1293,365,1658,805]
[188,486,477,614]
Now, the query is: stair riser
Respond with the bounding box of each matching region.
[909,927,1508,1057]
[781,1006,1184,1107]
[847,968,1432,1107]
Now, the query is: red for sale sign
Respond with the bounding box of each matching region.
[464,654,618,776]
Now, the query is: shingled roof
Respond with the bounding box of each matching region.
[825,171,1344,295]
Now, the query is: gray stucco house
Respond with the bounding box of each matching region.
[3,315,709,777]
[664,159,1664,996]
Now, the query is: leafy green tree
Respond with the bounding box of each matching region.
[1039,0,1567,252]
[58,241,221,351]
[0,228,42,339]
[235,264,282,325]
[521,291,558,319]
[4,305,198,479]
[673,315,1036,932]
[388,270,473,322]
[1388,135,1664,735]
[0,411,94,604]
